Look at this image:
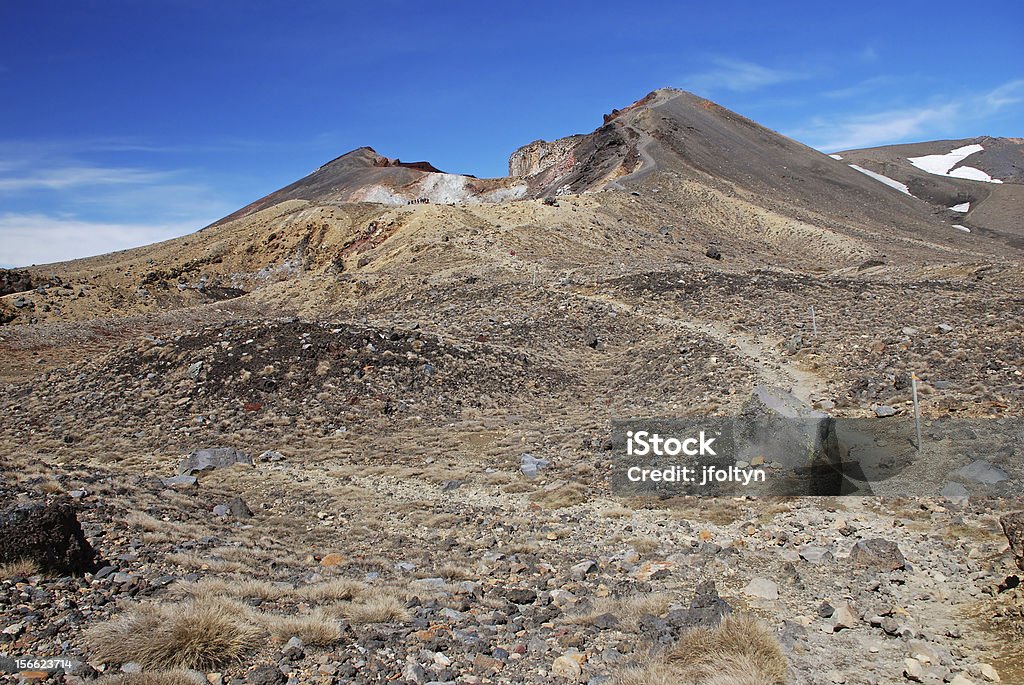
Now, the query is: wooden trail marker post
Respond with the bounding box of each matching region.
[911,372,922,452]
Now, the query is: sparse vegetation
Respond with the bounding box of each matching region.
[85,600,261,670]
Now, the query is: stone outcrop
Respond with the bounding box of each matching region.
[0,499,97,575]
[1001,511,1024,570]
[507,136,582,178]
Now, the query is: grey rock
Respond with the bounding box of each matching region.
[940,482,969,504]
[832,601,859,631]
[570,560,597,580]
[731,385,840,496]
[162,474,198,489]
[246,665,286,685]
[228,496,253,518]
[799,546,834,563]
[874,405,897,417]
[213,504,231,517]
[403,662,427,684]
[954,460,1009,485]
[186,360,204,380]
[178,447,252,476]
[520,453,550,479]
[850,538,906,571]
[743,577,778,600]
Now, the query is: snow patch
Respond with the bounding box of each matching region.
[848,164,912,195]
[829,154,843,160]
[952,224,971,233]
[950,202,970,212]
[908,144,1003,183]
[947,166,1002,183]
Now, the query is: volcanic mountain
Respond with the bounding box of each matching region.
[840,136,1024,246]
[2,88,1023,683]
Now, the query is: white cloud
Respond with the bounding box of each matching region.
[799,104,959,152]
[0,213,200,267]
[683,58,808,94]
[793,79,1024,151]
[0,165,170,192]
[983,79,1024,109]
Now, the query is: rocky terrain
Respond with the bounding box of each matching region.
[1,88,1022,684]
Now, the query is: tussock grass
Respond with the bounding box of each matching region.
[628,537,661,555]
[258,609,341,645]
[529,483,589,509]
[296,577,367,601]
[0,558,42,579]
[93,672,206,685]
[336,591,411,624]
[164,552,247,573]
[600,505,634,519]
[85,600,261,670]
[667,614,788,682]
[565,594,671,631]
[617,614,788,685]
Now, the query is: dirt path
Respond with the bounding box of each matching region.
[571,289,829,405]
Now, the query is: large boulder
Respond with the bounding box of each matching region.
[178,447,252,476]
[0,499,97,575]
[1001,511,1024,571]
[732,385,842,495]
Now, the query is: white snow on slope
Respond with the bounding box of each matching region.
[908,144,1003,183]
[952,224,971,232]
[848,164,912,195]
[829,154,843,160]
[948,166,1002,183]
[950,202,970,212]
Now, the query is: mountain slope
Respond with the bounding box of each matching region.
[840,136,1024,247]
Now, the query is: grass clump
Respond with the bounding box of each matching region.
[85,600,261,670]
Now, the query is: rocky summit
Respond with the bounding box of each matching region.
[1,88,1023,685]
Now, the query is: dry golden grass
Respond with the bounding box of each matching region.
[600,505,634,519]
[126,512,199,537]
[0,558,42,579]
[174,577,290,601]
[93,672,205,685]
[296,577,367,602]
[258,609,341,645]
[565,594,671,631]
[434,562,475,580]
[616,615,787,684]
[628,537,661,555]
[667,614,788,684]
[37,479,64,494]
[85,600,261,670]
[336,592,411,624]
[164,552,247,573]
[529,483,589,509]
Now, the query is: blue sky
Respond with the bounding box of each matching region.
[1,0,1022,267]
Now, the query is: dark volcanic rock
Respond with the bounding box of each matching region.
[0,499,97,575]
[1001,511,1024,571]
[849,538,906,571]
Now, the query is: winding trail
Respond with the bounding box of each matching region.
[570,289,829,405]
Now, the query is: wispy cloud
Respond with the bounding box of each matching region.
[682,58,809,94]
[792,79,1024,151]
[797,104,959,152]
[983,79,1024,109]
[0,213,200,267]
[0,165,170,191]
